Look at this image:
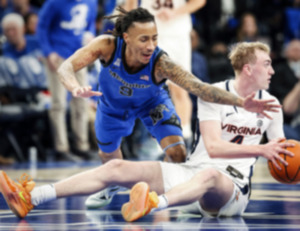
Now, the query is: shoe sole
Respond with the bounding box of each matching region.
[121,182,150,222]
[0,171,26,218]
[85,197,113,209]
[85,187,121,209]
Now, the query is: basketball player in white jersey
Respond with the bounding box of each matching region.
[0,42,293,221]
[125,0,206,143]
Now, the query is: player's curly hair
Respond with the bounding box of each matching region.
[104,6,155,37]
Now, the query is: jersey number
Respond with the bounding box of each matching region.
[230,135,244,144]
[119,86,133,97]
[152,0,173,10]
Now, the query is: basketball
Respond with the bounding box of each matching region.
[268,139,300,184]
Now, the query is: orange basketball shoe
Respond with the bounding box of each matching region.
[0,171,35,218]
[121,182,159,222]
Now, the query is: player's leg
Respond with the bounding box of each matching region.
[160,135,186,163]
[84,148,123,209]
[86,107,138,208]
[122,168,238,221]
[141,96,186,163]
[94,104,136,162]
[54,160,164,197]
[164,168,234,213]
[0,160,164,218]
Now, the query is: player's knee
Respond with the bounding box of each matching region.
[199,168,222,191]
[105,158,124,169]
[98,149,122,163]
[100,159,125,182]
[165,144,186,163]
[193,168,221,188]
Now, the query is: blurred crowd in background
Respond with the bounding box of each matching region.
[0,0,300,165]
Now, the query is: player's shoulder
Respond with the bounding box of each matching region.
[261,89,280,103]
[211,80,228,90]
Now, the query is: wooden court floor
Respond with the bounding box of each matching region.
[0,158,300,231]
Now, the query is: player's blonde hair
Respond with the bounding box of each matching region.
[229,42,270,74]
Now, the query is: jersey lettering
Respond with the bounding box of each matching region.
[152,0,174,10]
[60,4,88,35]
[230,135,244,144]
[222,124,262,135]
[120,86,133,96]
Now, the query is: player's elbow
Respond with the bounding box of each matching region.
[205,144,220,158]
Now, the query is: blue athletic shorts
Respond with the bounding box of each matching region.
[95,95,183,153]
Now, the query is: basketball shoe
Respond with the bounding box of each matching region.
[85,186,123,209]
[121,182,159,222]
[0,171,35,218]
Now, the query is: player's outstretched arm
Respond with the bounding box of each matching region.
[154,54,280,118]
[57,35,114,97]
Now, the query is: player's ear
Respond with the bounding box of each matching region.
[123,32,129,43]
[243,64,252,75]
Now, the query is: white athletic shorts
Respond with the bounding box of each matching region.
[159,162,250,217]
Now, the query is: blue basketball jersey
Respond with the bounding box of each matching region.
[98,37,169,110]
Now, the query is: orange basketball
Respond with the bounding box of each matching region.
[268,139,300,184]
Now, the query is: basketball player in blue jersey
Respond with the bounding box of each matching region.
[0,41,295,220]
[55,6,281,209]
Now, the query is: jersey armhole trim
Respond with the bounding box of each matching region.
[100,37,118,67]
[152,50,167,85]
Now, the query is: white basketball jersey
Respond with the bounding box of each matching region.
[188,80,284,186]
[139,0,192,36]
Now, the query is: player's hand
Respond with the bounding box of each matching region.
[156,8,175,21]
[263,138,295,170]
[243,92,281,119]
[72,86,102,98]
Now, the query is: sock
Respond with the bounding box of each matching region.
[31,184,57,206]
[182,124,192,139]
[151,194,169,213]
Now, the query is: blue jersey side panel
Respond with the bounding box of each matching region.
[98,37,169,110]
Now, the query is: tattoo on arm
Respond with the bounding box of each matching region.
[57,60,81,92]
[156,55,243,107]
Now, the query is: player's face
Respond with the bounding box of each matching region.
[250,50,275,90]
[123,21,158,65]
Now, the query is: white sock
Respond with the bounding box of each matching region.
[151,194,169,213]
[31,184,57,206]
[182,124,192,139]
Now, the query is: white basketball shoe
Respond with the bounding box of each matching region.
[85,186,123,209]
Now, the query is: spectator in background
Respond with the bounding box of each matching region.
[24,12,38,35]
[284,0,300,44]
[283,79,300,140]
[269,39,300,139]
[37,0,97,162]
[0,12,48,164]
[190,29,209,84]
[269,39,300,124]
[207,41,234,83]
[2,0,39,18]
[1,13,40,58]
[233,12,271,46]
